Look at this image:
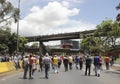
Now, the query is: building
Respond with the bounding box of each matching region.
[61,40,79,50]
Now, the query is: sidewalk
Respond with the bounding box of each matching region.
[110,64,120,71]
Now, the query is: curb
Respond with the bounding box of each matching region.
[111,65,120,71]
[0,69,23,78]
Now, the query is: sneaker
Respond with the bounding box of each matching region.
[98,74,100,77]
[23,77,27,79]
[29,77,33,79]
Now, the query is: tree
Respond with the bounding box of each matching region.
[19,37,28,54]
[116,3,120,25]
[31,42,39,48]
[95,19,120,49]
[7,33,18,55]
[0,0,19,28]
[0,0,23,55]
[80,35,103,55]
[80,19,120,55]
[0,28,28,55]
[116,3,120,9]
[0,44,8,54]
[0,28,11,53]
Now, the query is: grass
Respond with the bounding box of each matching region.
[115,57,120,62]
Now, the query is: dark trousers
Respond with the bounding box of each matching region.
[79,62,83,70]
[23,65,28,79]
[32,69,36,75]
[69,62,72,70]
[40,63,43,71]
[28,65,32,78]
[106,62,109,70]
[45,64,50,78]
[85,65,91,76]
[64,64,68,71]
[58,62,61,68]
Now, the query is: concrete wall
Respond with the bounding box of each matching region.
[0,61,22,73]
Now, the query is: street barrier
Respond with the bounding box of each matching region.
[0,60,39,74]
[0,62,9,73]
[0,61,22,73]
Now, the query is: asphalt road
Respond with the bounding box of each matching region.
[0,64,120,84]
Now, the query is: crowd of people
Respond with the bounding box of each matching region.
[0,54,22,70]
[0,54,21,62]
[21,52,114,79]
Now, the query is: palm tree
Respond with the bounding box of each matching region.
[116,3,120,23]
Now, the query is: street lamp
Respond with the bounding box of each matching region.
[16,0,20,54]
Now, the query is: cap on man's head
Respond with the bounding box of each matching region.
[33,54,36,57]
[25,55,29,58]
[45,53,49,56]
[29,54,33,57]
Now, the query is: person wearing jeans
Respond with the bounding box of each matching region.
[43,53,51,79]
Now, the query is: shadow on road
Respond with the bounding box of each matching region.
[81,74,97,77]
[39,77,47,79]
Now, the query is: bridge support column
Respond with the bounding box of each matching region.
[39,41,47,55]
[39,41,43,56]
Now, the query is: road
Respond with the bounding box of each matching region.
[0,64,120,84]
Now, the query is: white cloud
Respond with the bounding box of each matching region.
[11,1,87,36]
[8,0,95,45]
[10,1,95,37]
[62,1,70,8]
[52,20,96,34]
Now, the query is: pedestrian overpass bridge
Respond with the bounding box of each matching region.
[25,29,95,54]
[25,29,95,42]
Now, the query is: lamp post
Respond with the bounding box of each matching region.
[16,0,20,54]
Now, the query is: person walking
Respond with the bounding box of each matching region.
[39,55,43,72]
[28,54,33,79]
[68,55,73,70]
[93,54,101,77]
[43,53,51,79]
[99,56,103,70]
[58,56,62,69]
[104,55,110,70]
[75,55,79,69]
[84,55,92,76]
[110,56,114,66]
[63,56,69,72]
[31,55,37,77]
[22,55,29,79]
[14,54,19,70]
[79,57,84,70]
[51,55,54,70]
[53,55,59,73]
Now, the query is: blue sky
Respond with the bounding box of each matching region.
[18,0,119,24]
[7,0,119,37]
[78,0,119,24]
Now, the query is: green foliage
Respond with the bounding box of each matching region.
[80,19,120,54]
[0,28,28,55]
[0,0,24,55]
[80,36,103,54]
[0,43,8,54]
[31,43,39,48]
[19,37,28,52]
[95,19,120,48]
[0,0,19,28]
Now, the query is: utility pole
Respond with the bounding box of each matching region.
[16,0,20,54]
